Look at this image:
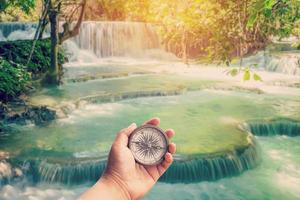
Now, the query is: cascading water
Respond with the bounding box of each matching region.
[73,21,161,58]
[160,137,260,183]
[0,22,37,38]
[0,22,39,41]
[0,21,177,62]
[0,31,6,41]
[240,50,300,76]
[2,135,259,185]
[244,118,300,136]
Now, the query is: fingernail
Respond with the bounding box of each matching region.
[128,123,136,128]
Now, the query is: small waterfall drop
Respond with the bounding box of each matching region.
[0,22,49,41]
[0,31,6,41]
[241,50,300,76]
[0,22,37,38]
[73,21,161,58]
[244,118,300,136]
[265,54,300,75]
[1,133,261,185]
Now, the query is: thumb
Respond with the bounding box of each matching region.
[114,123,137,147]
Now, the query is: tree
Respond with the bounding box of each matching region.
[42,0,87,84]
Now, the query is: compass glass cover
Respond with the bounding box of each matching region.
[129,126,168,165]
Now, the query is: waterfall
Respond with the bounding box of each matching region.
[0,21,162,58]
[0,22,51,41]
[161,136,260,183]
[265,54,300,76]
[0,31,6,41]
[240,51,300,76]
[73,21,161,58]
[1,133,260,185]
[35,160,107,184]
[0,21,175,62]
[244,118,300,136]
[0,22,37,38]
[0,22,39,41]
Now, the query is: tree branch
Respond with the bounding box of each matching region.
[58,0,86,44]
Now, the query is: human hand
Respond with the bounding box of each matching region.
[102,117,176,200]
[79,117,176,200]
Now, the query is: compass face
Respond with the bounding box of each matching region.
[128,125,169,165]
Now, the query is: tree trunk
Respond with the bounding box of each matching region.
[27,0,50,67]
[38,19,49,39]
[181,28,189,66]
[46,8,60,84]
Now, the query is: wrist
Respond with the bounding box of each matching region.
[99,172,131,200]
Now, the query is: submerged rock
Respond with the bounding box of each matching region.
[1,102,56,126]
[0,160,24,186]
[11,106,56,125]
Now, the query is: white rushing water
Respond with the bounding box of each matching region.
[0,22,50,41]
[73,21,161,58]
[241,51,300,76]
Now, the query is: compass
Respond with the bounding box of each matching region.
[128,124,169,166]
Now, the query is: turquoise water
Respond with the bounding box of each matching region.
[1,63,300,199]
[3,90,299,160]
[147,136,300,200]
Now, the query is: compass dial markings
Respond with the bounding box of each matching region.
[129,125,168,165]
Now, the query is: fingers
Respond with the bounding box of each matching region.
[123,123,137,137]
[114,123,137,146]
[157,152,173,176]
[157,142,176,176]
[165,129,175,139]
[164,152,173,163]
[144,117,160,126]
[168,143,176,154]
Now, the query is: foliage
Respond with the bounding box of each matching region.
[0,57,30,101]
[87,0,126,20]
[83,0,299,64]
[0,38,66,100]
[247,0,300,39]
[0,0,36,14]
[226,67,262,81]
[0,0,38,22]
[0,39,65,74]
[83,0,299,80]
[84,0,148,21]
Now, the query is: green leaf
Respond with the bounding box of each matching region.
[243,70,250,81]
[264,0,277,10]
[247,14,257,28]
[253,73,262,81]
[230,68,238,76]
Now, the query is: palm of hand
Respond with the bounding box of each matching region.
[107,144,157,199]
